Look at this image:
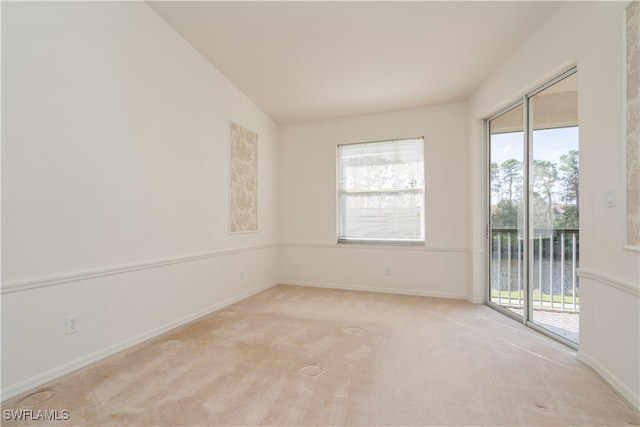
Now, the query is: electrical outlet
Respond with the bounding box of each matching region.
[385,266,391,275]
[240,271,245,280]
[66,314,79,335]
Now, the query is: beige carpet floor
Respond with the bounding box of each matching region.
[2,284,639,426]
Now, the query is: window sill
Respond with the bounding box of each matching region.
[337,239,425,247]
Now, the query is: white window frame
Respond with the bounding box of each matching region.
[337,137,425,246]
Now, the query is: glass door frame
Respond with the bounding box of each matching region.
[485,66,578,350]
[485,100,528,326]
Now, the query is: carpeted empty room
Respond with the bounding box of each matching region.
[1,285,638,426]
[3,1,640,426]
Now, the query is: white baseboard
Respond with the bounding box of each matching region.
[577,351,640,411]
[1,281,278,402]
[279,280,467,300]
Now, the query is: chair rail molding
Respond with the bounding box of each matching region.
[1,243,279,295]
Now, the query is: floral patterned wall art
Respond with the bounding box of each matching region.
[229,122,258,233]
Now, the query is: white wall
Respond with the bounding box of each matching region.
[279,104,470,299]
[467,1,640,408]
[1,2,279,399]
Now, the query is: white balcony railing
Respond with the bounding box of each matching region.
[490,228,579,313]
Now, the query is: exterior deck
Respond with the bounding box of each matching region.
[491,228,579,343]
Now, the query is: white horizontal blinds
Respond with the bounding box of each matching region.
[338,138,425,242]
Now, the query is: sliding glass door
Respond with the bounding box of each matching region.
[488,104,526,318]
[488,69,579,345]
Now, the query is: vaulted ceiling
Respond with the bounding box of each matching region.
[148,1,563,125]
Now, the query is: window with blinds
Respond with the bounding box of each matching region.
[337,137,425,245]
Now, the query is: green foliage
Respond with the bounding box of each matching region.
[492,200,519,228]
[559,149,579,205]
[499,159,522,202]
[492,152,579,230]
[491,159,522,204]
[490,162,500,196]
[554,205,579,229]
[532,159,558,204]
